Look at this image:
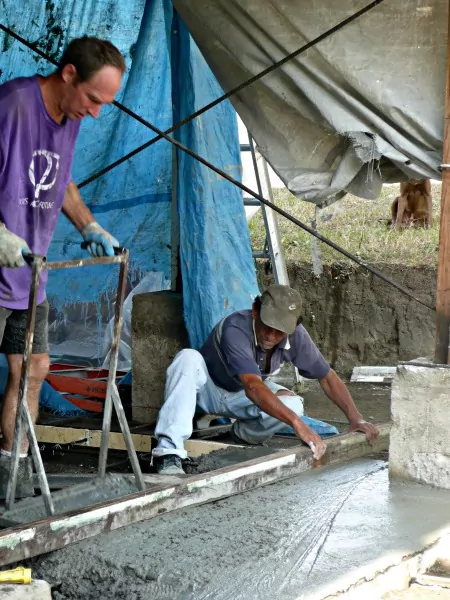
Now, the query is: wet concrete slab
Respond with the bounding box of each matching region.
[30,458,450,600]
[0,474,139,527]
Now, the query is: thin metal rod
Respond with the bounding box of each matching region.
[98,252,132,477]
[45,254,125,271]
[6,258,54,515]
[0,4,431,312]
[1,1,386,189]
[91,87,437,313]
[110,109,436,312]
[78,0,385,188]
[248,132,264,198]
[110,385,145,490]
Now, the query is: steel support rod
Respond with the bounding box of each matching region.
[97,252,139,483]
[110,385,145,490]
[97,254,127,477]
[45,254,125,271]
[6,257,54,514]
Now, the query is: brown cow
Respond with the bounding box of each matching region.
[391,179,432,230]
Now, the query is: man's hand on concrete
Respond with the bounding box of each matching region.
[348,419,379,444]
[292,419,326,460]
[81,221,119,257]
[0,224,31,268]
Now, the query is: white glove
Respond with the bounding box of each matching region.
[81,222,120,257]
[0,224,31,268]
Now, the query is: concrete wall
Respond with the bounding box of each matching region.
[131,291,188,424]
[389,362,450,489]
[260,263,436,375]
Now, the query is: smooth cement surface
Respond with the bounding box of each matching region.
[32,458,450,600]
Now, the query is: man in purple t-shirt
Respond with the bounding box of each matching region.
[152,285,380,475]
[0,36,125,496]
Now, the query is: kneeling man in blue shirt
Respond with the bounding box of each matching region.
[152,284,379,475]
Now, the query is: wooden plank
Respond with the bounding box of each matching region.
[34,425,238,455]
[435,4,450,364]
[0,424,390,567]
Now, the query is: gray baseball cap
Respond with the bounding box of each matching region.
[259,285,303,335]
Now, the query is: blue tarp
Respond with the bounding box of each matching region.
[0,0,258,355]
[172,12,259,347]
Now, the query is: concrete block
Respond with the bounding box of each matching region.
[389,362,450,488]
[132,291,188,424]
[0,580,51,599]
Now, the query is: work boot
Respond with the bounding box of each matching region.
[153,454,185,476]
[0,455,34,500]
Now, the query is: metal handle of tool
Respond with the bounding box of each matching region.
[80,242,125,256]
[8,244,144,514]
[22,252,46,266]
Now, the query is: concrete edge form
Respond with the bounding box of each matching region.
[311,525,450,599]
[0,423,390,567]
[34,424,242,456]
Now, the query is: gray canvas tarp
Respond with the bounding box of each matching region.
[173,0,447,205]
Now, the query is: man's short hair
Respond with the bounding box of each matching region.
[253,296,262,311]
[58,36,126,82]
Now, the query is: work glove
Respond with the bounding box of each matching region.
[0,224,31,268]
[80,222,120,257]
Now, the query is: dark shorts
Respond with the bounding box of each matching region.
[0,300,49,355]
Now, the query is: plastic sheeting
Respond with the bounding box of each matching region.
[0,0,257,358]
[172,11,259,348]
[173,0,447,206]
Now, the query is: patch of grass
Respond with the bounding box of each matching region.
[248,184,441,268]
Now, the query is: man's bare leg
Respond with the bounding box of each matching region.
[1,353,50,454]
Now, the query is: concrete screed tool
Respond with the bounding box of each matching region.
[4,247,145,517]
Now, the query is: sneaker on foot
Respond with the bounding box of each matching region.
[154,454,185,476]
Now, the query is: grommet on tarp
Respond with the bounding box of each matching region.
[438,164,450,172]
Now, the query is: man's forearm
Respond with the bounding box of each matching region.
[244,378,302,427]
[240,373,327,458]
[62,181,95,231]
[319,369,363,422]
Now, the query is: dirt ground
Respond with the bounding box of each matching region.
[301,380,391,430]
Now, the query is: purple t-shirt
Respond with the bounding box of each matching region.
[0,76,80,309]
[200,309,330,392]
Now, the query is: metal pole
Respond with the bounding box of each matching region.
[110,385,145,490]
[6,257,54,514]
[97,250,145,489]
[97,254,128,476]
[248,131,289,285]
[171,145,180,292]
